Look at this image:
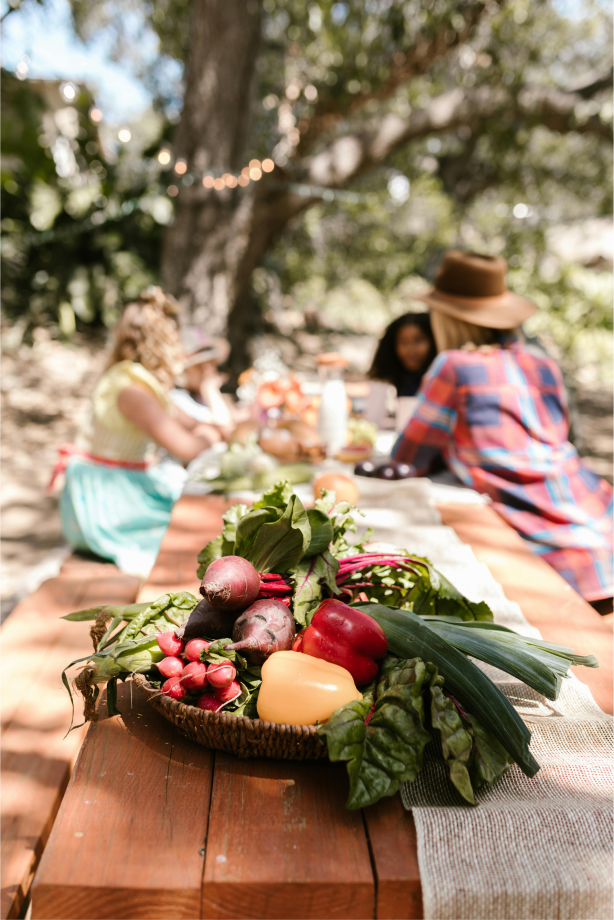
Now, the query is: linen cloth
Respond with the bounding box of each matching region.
[59,360,186,578]
[393,344,613,601]
[356,478,613,920]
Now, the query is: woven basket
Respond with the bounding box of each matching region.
[133,674,328,760]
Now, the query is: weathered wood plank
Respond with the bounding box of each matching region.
[30,681,214,920]
[201,753,374,920]
[364,798,422,920]
[438,503,613,714]
[1,560,139,920]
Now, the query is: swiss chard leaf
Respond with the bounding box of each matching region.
[304,509,334,557]
[315,489,359,554]
[407,559,493,622]
[319,658,432,809]
[357,603,539,778]
[241,495,311,573]
[464,710,514,791]
[221,503,250,553]
[429,682,475,804]
[291,550,341,626]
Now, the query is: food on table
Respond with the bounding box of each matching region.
[214,680,242,704]
[161,677,188,700]
[257,650,362,725]
[64,487,599,811]
[157,656,184,679]
[177,598,242,641]
[200,555,261,611]
[156,631,185,656]
[312,472,359,504]
[184,638,210,661]
[258,425,302,463]
[206,660,237,689]
[336,419,379,462]
[196,692,222,711]
[296,599,388,687]
[335,444,373,463]
[181,661,209,691]
[353,459,378,477]
[355,460,416,479]
[226,598,296,665]
[229,420,261,444]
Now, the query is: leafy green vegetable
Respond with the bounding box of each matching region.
[314,489,361,555]
[304,509,334,557]
[291,550,341,626]
[196,534,223,579]
[201,638,247,670]
[240,494,311,573]
[319,658,432,809]
[61,602,150,622]
[429,682,476,804]
[357,603,539,778]
[407,558,493,621]
[253,481,293,510]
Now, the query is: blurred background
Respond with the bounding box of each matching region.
[1,0,612,613]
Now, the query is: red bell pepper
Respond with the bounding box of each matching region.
[295,599,388,687]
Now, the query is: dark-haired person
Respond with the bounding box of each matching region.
[369,312,436,396]
[393,251,613,613]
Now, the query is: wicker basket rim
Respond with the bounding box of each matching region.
[132,672,322,737]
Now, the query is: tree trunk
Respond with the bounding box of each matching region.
[161,0,264,338]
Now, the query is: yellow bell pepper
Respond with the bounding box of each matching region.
[257,650,362,726]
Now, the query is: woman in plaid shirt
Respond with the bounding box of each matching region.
[393,251,613,611]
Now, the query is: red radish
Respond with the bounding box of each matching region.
[214,680,242,705]
[157,656,184,679]
[226,598,295,664]
[184,638,210,662]
[156,632,184,656]
[200,556,260,611]
[181,661,208,691]
[162,677,188,700]
[196,692,222,712]
[206,661,236,689]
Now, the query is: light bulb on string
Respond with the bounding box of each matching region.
[249,167,262,181]
[118,128,131,143]
[60,82,77,102]
[90,107,103,123]
[174,159,187,175]
[262,159,275,173]
[158,149,172,166]
[238,175,250,187]
[249,159,261,169]
[167,185,179,197]
[226,175,238,188]
[213,177,225,190]
[202,175,214,188]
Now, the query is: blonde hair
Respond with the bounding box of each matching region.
[430,311,517,353]
[107,287,183,390]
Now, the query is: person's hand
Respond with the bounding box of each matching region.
[192,421,223,445]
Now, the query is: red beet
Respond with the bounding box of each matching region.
[156,632,184,656]
[226,598,295,665]
[157,656,184,679]
[185,638,210,662]
[196,692,222,712]
[181,661,208,691]
[214,680,242,704]
[177,598,241,641]
[200,556,261,611]
[206,661,236,689]
[162,677,188,700]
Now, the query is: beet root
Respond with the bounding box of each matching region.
[226,599,296,665]
[200,556,260,611]
[176,598,240,641]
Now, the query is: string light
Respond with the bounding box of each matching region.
[90,107,103,123]
[262,159,275,173]
[158,149,171,165]
[174,158,187,175]
[118,128,131,143]
[249,167,262,180]
[60,82,77,102]
[202,176,214,188]
[167,185,178,197]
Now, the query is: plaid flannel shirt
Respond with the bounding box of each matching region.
[393,343,613,602]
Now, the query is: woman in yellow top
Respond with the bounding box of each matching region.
[59,288,221,578]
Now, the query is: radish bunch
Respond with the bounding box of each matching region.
[154,632,241,710]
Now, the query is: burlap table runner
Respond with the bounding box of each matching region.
[356,478,613,920]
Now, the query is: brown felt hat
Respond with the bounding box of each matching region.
[414,250,537,329]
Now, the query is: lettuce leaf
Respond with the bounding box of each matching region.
[253,481,294,510]
[240,494,311,573]
[304,509,334,557]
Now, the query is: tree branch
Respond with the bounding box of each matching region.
[295,0,500,157]
[300,80,612,189]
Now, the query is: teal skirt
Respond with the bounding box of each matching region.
[60,457,187,578]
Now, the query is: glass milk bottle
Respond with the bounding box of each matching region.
[317,353,349,457]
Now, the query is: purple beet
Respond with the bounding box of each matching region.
[225,599,296,665]
[200,556,261,611]
[176,598,241,641]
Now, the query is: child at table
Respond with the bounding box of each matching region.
[57,287,222,578]
[393,250,613,613]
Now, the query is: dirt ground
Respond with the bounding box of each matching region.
[1,333,612,614]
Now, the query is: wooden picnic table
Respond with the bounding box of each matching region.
[30,494,612,920]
